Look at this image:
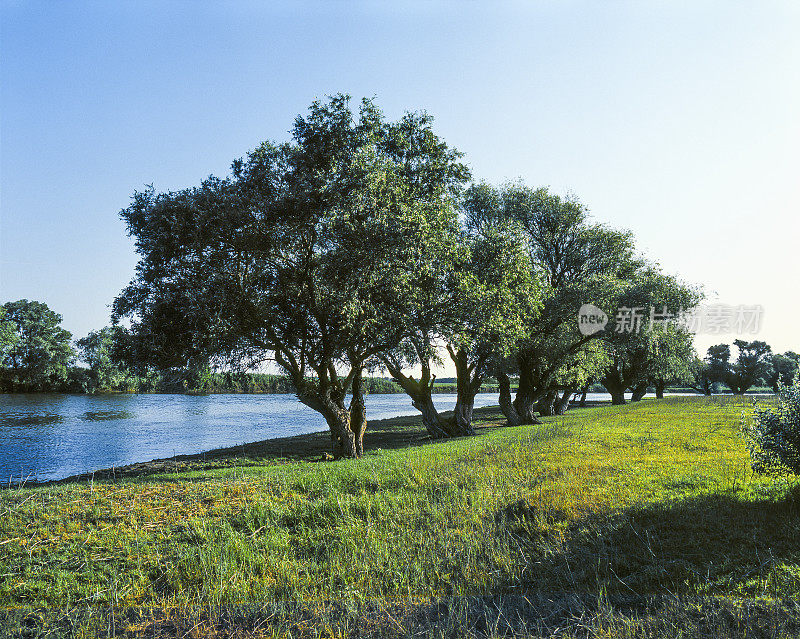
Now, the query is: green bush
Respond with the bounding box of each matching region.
[743,376,800,474]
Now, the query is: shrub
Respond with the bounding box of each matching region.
[743,375,800,474]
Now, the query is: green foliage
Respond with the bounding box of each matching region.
[600,266,701,401]
[0,299,75,391]
[744,376,800,474]
[76,326,131,392]
[462,181,642,420]
[769,351,800,391]
[708,341,774,395]
[113,95,469,455]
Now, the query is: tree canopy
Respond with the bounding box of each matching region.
[0,300,74,392]
[113,95,469,457]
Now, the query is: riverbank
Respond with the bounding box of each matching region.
[2,395,798,638]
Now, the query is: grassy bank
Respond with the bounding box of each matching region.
[2,396,800,637]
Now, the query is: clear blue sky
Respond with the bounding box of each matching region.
[2,1,799,357]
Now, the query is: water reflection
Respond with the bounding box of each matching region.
[1,413,64,427]
[84,411,134,421]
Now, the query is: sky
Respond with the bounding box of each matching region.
[2,0,799,364]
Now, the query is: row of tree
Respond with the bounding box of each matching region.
[8,96,792,458]
[107,94,710,458]
[688,341,798,396]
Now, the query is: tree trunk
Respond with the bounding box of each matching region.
[349,367,366,457]
[383,357,453,438]
[578,382,590,407]
[450,346,477,436]
[555,386,576,415]
[655,381,665,399]
[453,392,476,436]
[323,401,359,459]
[602,367,627,406]
[536,389,558,417]
[498,372,522,426]
[412,392,454,439]
[512,363,542,424]
[630,382,648,402]
[610,390,626,405]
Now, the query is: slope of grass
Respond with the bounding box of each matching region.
[2,395,799,637]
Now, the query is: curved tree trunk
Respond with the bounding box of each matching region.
[578,382,590,407]
[630,382,648,402]
[498,372,522,426]
[382,356,453,438]
[512,365,542,424]
[555,386,576,415]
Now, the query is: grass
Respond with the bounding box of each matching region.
[2,395,800,637]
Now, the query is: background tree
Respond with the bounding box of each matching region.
[113,95,468,458]
[687,356,714,396]
[76,326,131,392]
[0,307,17,366]
[599,267,700,405]
[706,344,731,389]
[768,351,800,391]
[727,340,773,394]
[0,300,74,391]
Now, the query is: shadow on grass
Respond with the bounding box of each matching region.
[504,488,800,601]
[5,594,800,638]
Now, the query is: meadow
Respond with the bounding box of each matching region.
[2,396,800,638]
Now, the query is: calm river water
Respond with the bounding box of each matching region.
[0,392,523,482]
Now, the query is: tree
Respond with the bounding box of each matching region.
[768,352,800,391]
[76,326,131,391]
[687,357,714,396]
[462,182,640,424]
[728,340,773,394]
[706,341,774,394]
[445,225,541,434]
[113,95,468,458]
[379,219,541,437]
[705,344,731,389]
[0,300,74,391]
[599,267,700,405]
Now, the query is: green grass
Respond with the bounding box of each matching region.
[3,395,800,637]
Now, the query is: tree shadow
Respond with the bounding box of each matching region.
[503,489,800,601]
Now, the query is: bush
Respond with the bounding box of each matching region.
[743,375,800,474]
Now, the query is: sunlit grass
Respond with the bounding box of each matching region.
[2,395,798,637]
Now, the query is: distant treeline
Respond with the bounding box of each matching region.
[0,366,499,396]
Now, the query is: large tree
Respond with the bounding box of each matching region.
[462,182,641,424]
[0,300,74,391]
[113,95,468,458]
[379,221,540,437]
